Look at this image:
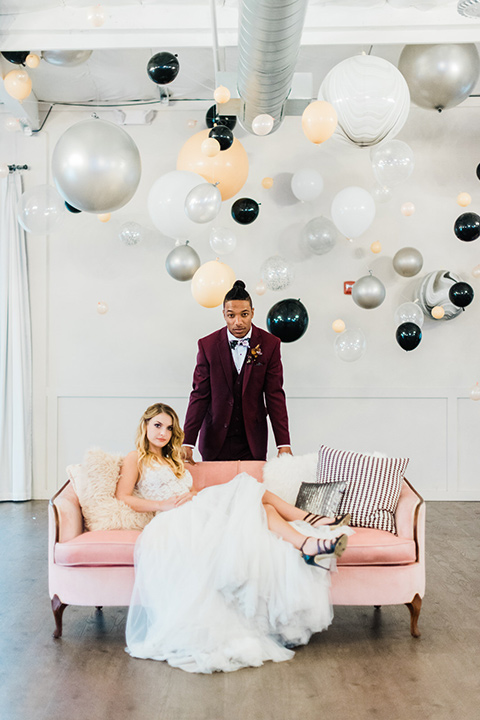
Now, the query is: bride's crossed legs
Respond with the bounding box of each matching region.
[261,490,347,559]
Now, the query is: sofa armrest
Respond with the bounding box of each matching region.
[49,480,84,544]
[396,478,425,561]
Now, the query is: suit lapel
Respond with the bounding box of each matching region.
[218,327,234,394]
[242,324,260,397]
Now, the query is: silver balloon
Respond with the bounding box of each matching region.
[398,44,480,111]
[42,50,92,67]
[184,183,222,224]
[209,226,237,255]
[394,301,424,328]
[261,256,295,291]
[393,247,424,277]
[119,221,144,246]
[416,269,462,321]
[52,119,141,213]
[352,274,386,309]
[334,328,366,363]
[301,216,338,256]
[165,243,200,282]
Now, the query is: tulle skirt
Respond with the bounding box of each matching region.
[125,472,339,673]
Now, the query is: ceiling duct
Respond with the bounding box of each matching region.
[237,0,309,134]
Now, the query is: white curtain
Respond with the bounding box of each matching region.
[0,173,32,501]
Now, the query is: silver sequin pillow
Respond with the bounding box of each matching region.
[295,481,346,518]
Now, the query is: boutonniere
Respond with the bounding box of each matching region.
[246,343,263,365]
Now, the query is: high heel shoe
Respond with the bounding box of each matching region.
[300,534,348,566]
[303,512,351,531]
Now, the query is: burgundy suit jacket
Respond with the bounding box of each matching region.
[183,324,290,460]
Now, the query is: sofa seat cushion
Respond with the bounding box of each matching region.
[338,528,416,566]
[55,530,141,567]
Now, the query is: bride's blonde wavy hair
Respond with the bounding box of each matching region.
[135,403,185,479]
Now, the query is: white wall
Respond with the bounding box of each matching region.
[3,103,480,500]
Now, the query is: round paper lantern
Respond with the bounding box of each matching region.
[398,43,480,111]
[191,260,236,308]
[319,55,410,147]
[177,129,248,201]
[52,119,141,213]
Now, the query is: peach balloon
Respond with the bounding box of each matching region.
[97,301,108,314]
[213,85,230,104]
[302,101,337,144]
[26,53,40,69]
[332,319,346,333]
[472,264,480,279]
[191,260,236,308]
[401,202,415,216]
[201,137,221,157]
[4,69,32,101]
[98,213,111,222]
[255,280,266,295]
[177,129,249,201]
[261,177,274,189]
[370,241,382,254]
[431,306,445,320]
[457,192,472,207]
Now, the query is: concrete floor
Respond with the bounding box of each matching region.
[1,499,479,720]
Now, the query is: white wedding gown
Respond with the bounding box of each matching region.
[125,464,340,674]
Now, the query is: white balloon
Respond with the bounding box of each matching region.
[209,226,237,255]
[331,187,376,239]
[17,184,65,235]
[394,301,424,328]
[291,169,324,202]
[184,183,222,224]
[251,114,274,136]
[370,140,415,188]
[334,328,366,362]
[319,54,410,147]
[148,170,205,240]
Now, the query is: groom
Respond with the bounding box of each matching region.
[182,280,292,462]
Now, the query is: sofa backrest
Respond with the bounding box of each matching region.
[190,460,265,490]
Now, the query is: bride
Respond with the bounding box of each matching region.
[116,402,350,674]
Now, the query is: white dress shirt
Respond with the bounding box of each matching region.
[227,328,252,374]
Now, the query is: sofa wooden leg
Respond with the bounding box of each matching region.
[405,594,422,638]
[52,595,68,639]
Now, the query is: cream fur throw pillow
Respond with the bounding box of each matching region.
[67,448,154,531]
[262,453,317,505]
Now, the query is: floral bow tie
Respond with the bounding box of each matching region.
[229,338,250,349]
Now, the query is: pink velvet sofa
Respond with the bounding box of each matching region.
[49,460,425,639]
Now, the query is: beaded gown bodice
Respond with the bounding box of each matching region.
[136,464,193,502]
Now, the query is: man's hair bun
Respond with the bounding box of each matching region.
[233,280,246,289]
[223,279,252,307]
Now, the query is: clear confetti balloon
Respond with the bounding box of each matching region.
[260,256,295,292]
[119,221,143,246]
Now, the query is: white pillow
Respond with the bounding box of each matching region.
[262,453,317,505]
[67,448,154,532]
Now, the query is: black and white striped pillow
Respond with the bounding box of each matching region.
[317,445,409,534]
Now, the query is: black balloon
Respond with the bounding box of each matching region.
[65,201,81,213]
[231,198,259,225]
[2,51,29,65]
[449,281,474,308]
[454,212,480,242]
[206,104,237,131]
[147,52,179,85]
[476,163,480,181]
[396,322,422,351]
[209,124,233,151]
[267,299,309,343]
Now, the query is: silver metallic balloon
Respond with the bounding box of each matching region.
[398,44,480,111]
[184,183,222,224]
[393,247,424,277]
[352,274,386,310]
[165,243,200,282]
[52,119,141,213]
[301,216,338,255]
[42,50,93,67]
